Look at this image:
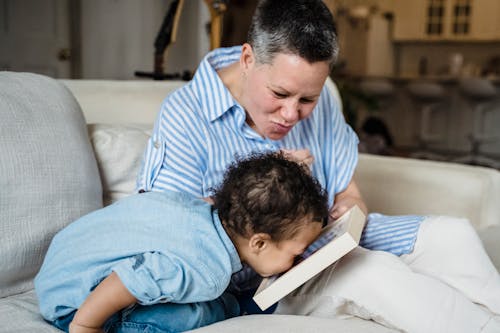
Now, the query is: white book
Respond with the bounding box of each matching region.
[253,205,366,311]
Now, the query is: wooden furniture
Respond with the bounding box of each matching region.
[393,0,500,41]
[204,0,228,50]
[134,0,186,80]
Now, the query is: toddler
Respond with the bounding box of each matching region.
[35,152,329,333]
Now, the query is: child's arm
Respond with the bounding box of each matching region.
[69,271,136,333]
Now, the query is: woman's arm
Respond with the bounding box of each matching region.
[69,272,137,333]
[330,180,368,220]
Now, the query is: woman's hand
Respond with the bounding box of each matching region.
[281,148,314,171]
[330,180,368,221]
[69,321,103,333]
[329,196,366,221]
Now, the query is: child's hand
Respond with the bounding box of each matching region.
[69,321,103,333]
[281,149,314,172]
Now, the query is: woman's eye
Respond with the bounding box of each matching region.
[274,91,287,98]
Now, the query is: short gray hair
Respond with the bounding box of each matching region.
[248,0,339,67]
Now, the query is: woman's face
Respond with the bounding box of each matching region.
[239,45,330,140]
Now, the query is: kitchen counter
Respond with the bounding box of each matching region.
[341,74,500,84]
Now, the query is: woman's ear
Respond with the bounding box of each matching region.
[240,43,255,72]
[248,233,272,254]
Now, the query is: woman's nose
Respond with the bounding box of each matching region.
[281,100,300,123]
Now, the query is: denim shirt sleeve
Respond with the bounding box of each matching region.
[113,251,229,305]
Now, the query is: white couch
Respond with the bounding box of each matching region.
[0,72,499,333]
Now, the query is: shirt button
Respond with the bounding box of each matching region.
[153,141,160,149]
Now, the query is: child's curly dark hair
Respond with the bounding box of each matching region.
[212,152,329,242]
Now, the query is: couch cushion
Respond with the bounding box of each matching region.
[88,124,151,206]
[186,314,397,333]
[0,290,60,333]
[0,291,395,333]
[0,72,102,297]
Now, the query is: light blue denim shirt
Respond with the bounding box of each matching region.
[35,191,242,322]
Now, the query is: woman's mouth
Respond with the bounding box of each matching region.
[272,122,292,134]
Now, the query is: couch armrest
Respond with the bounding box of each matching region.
[354,153,500,230]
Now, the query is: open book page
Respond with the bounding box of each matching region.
[253,205,366,311]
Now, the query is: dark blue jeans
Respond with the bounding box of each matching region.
[52,291,240,333]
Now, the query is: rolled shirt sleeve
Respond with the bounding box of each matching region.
[113,251,227,305]
[136,98,206,197]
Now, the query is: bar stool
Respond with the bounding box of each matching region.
[360,78,394,100]
[359,78,395,112]
[407,81,447,160]
[358,78,395,155]
[453,78,500,168]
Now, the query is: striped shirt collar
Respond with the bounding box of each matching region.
[192,46,243,122]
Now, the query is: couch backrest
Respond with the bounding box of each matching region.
[355,153,500,229]
[60,79,185,125]
[61,78,342,126]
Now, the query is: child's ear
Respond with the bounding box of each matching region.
[248,233,272,254]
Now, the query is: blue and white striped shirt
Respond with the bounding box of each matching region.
[136,46,358,207]
[136,46,425,291]
[362,213,424,256]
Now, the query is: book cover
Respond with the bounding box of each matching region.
[253,205,366,311]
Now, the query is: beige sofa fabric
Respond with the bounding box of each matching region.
[0,290,60,333]
[0,72,102,299]
[60,79,181,125]
[355,154,500,229]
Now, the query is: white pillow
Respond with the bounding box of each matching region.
[88,124,152,206]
